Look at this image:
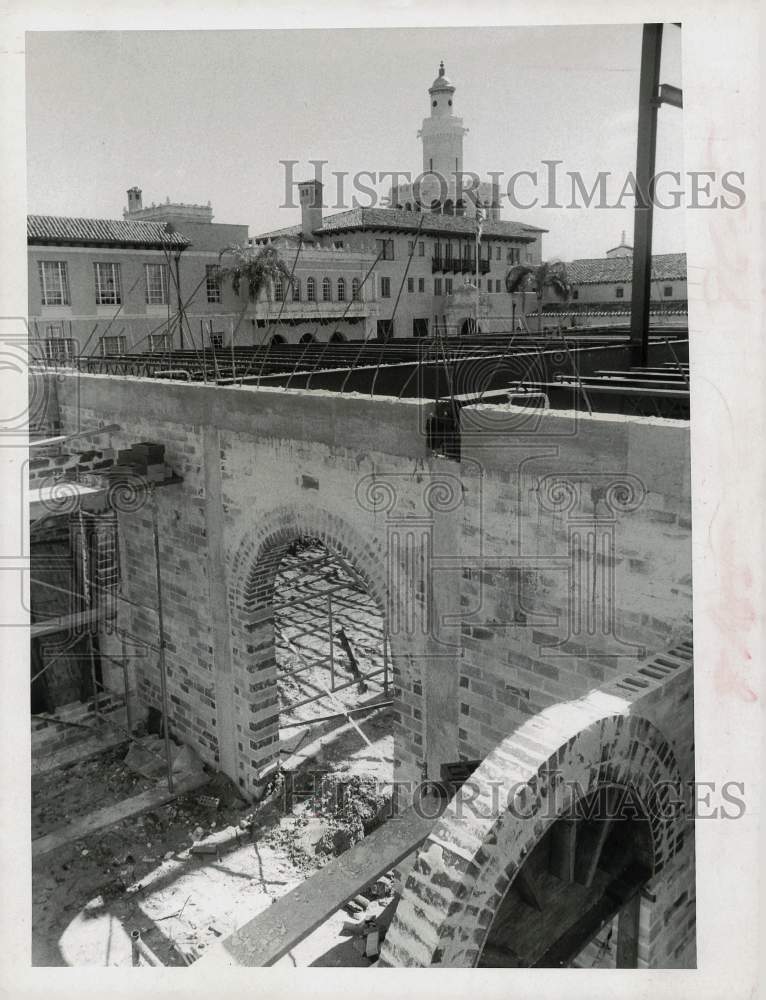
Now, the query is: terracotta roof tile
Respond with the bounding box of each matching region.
[256,207,545,242]
[27,215,190,248]
[567,252,686,284]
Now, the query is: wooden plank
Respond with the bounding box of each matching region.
[574,792,616,888]
[200,795,446,967]
[32,772,207,858]
[616,892,642,967]
[550,819,577,882]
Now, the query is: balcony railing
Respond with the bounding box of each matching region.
[432,256,491,275]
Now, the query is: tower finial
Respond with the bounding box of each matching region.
[439,61,445,76]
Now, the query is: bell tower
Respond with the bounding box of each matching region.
[418,62,468,207]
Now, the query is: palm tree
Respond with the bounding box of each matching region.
[505,259,572,334]
[217,244,294,341]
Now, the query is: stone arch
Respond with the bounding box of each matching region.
[227,504,416,795]
[379,699,686,967]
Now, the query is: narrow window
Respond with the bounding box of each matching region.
[337,277,346,301]
[144,263,168,305]
[307,277,316,301]
[206,265,221,303]
[322,277,332,301]
[94,262,122,305]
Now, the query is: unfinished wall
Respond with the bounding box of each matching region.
[47,377,692,800]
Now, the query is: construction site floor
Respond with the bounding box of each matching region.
[32,706,395,967]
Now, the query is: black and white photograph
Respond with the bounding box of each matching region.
[0,2,761,994]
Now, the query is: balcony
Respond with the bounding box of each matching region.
[261,298,378,322]
[432,256,492,276]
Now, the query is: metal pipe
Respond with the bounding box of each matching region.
[150,487,174,794]
[131,929,163,967]
[327,593,335,691]
[383,627,389,698]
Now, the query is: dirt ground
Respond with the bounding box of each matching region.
[32,706,394,967]
[32,543,395,967]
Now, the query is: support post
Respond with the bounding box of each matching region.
[630,23,664,365]
[616,893,641,967]
[327,593,335,691]
[121,633,133,733]
[77,511,101,720]
[150,487,174,794]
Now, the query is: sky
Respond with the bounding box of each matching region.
[25,25,684,261]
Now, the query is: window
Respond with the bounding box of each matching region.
[407,277,414,293]
[418,242,425,256]
[380,277,391,298]
[444,242,452,262]
[434,278,442,296]
[322,277,332,301]
[210,333,224,349]
[572,289,579,300]
[274,276,284,301]
[413,318,429,338]
[206,265,221,303]
[663,285,673,297]
[508,247,521,265]
[149,332,171,352]
[292,278,301,301]
[337,277,346,301]
[144,263,168,305]
[307,276,316,302]
[445,278,453,295]
[352,278,361,301]
[418,277,425,293]
[43,337,74,361]
[615,287,625,299]
[38,261,70,306]
[375,238,395,260]
[100,335,126,355]
[94,262,122,305]
[495,245,501,260]
[333,240,344,249]
[408,241,415,255]
[496,279,502,292]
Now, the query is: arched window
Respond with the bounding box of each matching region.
[322,277,332,302]
[405,202,412,212]
[292,278,301,301]
[352,278,361,301]
[444,199,454,216]
[337,277,346,301]
[330,331,346,342]
[300,332,316,343]
[274,276,283,301]
[431,198,442,214]
[307,277,316,302]
[270,333,286,345]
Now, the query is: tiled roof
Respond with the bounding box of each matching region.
[256,207,546,242]
[27,215,191,248]
[566,252,686,284]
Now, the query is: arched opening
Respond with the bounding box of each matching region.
[299,332,316,344]
[405,202,413,212]
[460,317,480,335]
[330,331,347,343]
[477,785,654,968]
[430,198,442,214]
[378,707,686,969]
[443,199,454,216]
[270,333,287,345]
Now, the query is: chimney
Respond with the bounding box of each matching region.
[126,186,143,214]
[298,179,323,241]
